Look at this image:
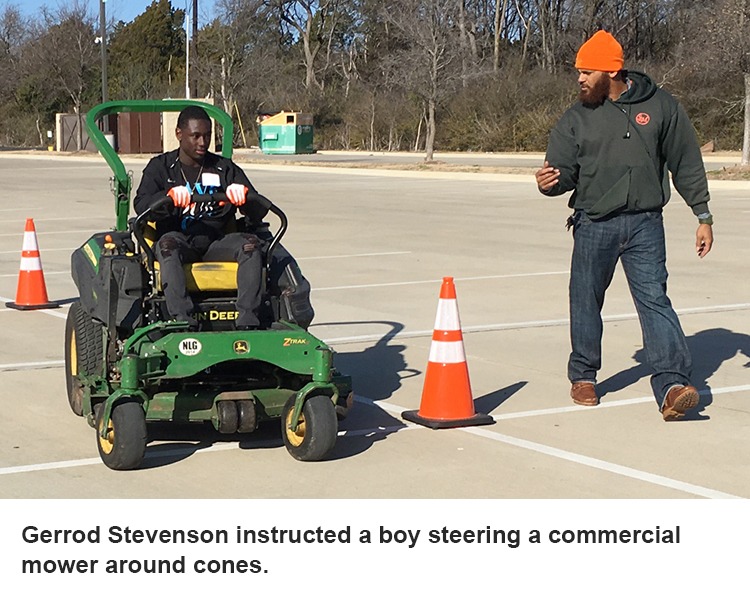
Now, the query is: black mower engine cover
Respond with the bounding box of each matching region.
[71,231,145,331]
[269,246,315,329]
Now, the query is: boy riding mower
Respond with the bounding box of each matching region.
[64,100,352,470]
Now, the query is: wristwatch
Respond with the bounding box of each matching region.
[697,212,713,226]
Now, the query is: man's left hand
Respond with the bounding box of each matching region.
[696,224,713,258]
[226,184,248,206]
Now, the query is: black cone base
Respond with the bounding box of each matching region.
[401,409,495,430]
[5,301,60,310]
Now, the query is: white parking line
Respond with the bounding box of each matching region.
[0,229,95,238]
[0,247,75,254]
[322,302,750,344]
[465,427,742,499]
[0,271,68,278]
[301,251,411,261]
[0,360,64,372]
[0,299,748,338]
[0,426,411,477]
[0,445,239,476]
[0,458,103,475]
[316,271,569,291]
[5,216,110,223]
[488,384,750,420]
[0,296,68,319]
[361,384,750,422]
[355,388,748,499]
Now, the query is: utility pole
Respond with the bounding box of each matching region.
[184,0,190,99]
[192,0,199,98]
[99,0,109,134]
[100,0,107,104]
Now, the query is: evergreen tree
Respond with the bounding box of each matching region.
[108,0,185,99]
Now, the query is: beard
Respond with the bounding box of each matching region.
[579,75,611,107]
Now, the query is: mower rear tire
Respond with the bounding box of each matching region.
[281,395,337,461]
[96,401,147,471]
[64,301,105,416]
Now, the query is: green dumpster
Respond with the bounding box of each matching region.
[257,111,314,154]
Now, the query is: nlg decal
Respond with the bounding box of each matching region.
[179,338,202,356]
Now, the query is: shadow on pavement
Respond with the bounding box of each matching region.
[141,422,284,468]
[323,320,420,460]
[474,381,528,415]
[597,327,750,419]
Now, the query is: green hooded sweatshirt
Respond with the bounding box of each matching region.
[542,71,710,219]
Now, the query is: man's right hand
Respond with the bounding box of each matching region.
[535,161,560,191]
[167,185,190,208]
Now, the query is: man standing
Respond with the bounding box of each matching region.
[134,105,268,330]
[535,30,714,421]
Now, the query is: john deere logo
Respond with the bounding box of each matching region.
[233,340,249,354]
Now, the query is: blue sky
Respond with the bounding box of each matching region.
[6,0,216,25]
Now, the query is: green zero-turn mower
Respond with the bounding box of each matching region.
[64,100,353,470]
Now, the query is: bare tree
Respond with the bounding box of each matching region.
[270,0,344,91]
[0,6,25,96]
[197,0,268,111]
[382,0,460,161]
[25,2,99,151]
[682,0,750,164]
[0,6,33,144]
[493,0,510,72]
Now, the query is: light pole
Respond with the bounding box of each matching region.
[99,0,107,104]
[185,0,199,99]
[185,0,190,99]
[99,0,109,136]
[192,0,199,98]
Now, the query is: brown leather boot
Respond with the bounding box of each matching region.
[661,385,699,421]
[571,382,598,406]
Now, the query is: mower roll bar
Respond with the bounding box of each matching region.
[85,100,235,232]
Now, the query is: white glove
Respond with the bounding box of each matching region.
[226,184,248,206]
[167,185,190,208]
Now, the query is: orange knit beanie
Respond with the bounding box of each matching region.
[575,30,624,71]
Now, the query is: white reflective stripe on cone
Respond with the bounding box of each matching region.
[22,232,38,252]
[434,298,461,330]
[20,256,42,271]
[428,340,466,364]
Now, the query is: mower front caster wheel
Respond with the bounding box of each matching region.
[95,401,147,471]
[217,401,239,434]
[281,395,337,462]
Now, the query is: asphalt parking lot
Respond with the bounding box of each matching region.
[0,152,748,498]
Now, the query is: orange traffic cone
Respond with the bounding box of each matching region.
[402,277,494,429]
[5,218,59,310]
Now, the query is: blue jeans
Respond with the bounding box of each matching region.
[568,210,692,407]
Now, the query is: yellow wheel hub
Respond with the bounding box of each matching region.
[99,418,115,454]
[70,332,78,376]
[285,409,306,447]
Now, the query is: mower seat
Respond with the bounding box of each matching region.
[154,261,238,293]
